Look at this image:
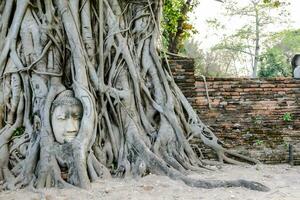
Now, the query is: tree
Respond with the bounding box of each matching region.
[258,29,300,77]
[0,0,268,191]
[214,0,290,78]
[162,0,224,54]
[189,18,253,77]
[258,48,291,77]
[162,0,198,53]
[184,39,241,77]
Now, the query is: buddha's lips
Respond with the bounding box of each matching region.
[63,133,77,142]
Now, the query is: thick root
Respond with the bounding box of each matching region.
[126,123,270,192]
[0,0,268,192]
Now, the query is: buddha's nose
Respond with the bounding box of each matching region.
[66,119,78,133]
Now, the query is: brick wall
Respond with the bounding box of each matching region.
[168,57,196,101]
[169,58,300,164]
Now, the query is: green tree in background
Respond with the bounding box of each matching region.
[258,48,291,77]
[259,29,300,77]
[210,0,290,77]
[162,0,198,53]
[164,0,292,77]
[162,0,225,53]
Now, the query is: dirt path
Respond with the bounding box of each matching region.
[0,164,299,200]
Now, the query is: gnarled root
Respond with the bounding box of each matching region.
[126,125,270,192]
[0,0,269,192]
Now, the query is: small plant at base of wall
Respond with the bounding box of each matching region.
[282,112,293,122]
[255,139,264,146]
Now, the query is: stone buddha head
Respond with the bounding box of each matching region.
[292,54,300,78]
[51,90,83,144]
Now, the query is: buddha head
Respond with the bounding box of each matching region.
[292,54,300,69]
[51,90,83,144]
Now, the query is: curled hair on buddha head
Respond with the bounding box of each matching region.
[291,54,300,70]
[51,90,82,113]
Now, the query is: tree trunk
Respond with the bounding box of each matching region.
[252,3,260,78]
[168,0,192,53]
[0,0,268,192]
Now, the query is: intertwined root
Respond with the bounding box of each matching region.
[0,0,269,192]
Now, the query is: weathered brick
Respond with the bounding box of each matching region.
[169,57,300,164]
[260,84,276,88]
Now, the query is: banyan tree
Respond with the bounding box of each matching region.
[0,0,269,191]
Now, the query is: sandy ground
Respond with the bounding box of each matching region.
[0,164,299,200]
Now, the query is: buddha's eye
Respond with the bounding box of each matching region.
[56,115,66,120]
[72,114,81,120]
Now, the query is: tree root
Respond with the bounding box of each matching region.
[0,0,270,192]
[127,126,270,192]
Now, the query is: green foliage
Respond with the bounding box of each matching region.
[258,29,300,78]
[162,0,198,51]
[283,141,289,149]
[13,126,25,137]
[208,0,290,77]
[263,0,282,7]
[258,48,291,77]
[255,139,264,146]
[163,0,184,37]
[282,112,293,122]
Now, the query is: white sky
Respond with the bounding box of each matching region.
[190,0,300,50]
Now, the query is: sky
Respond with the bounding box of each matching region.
[190,0,300,50]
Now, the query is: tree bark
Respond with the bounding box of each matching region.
[252,2,260,78]
[0,0,269,192]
